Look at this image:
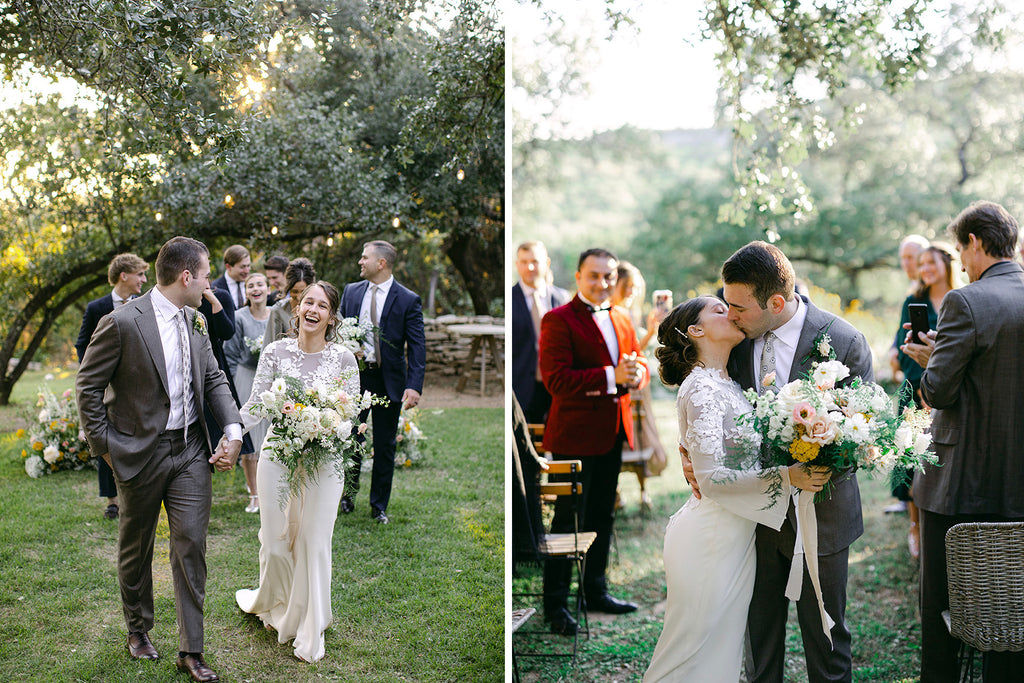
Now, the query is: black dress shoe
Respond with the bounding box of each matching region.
[371,506,389,524]
[545,606,579,636]
[339,495,354,514]
[587,593,638,614]
[127,631,159,660]
[176,653,220,682]
[104,504,119,520]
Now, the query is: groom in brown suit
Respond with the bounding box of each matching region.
[77,237,242,683]
[903,201,1024,683]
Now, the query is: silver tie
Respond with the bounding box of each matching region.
[370,285,382,363]
[759,331,777,392]
[176,310,193,441]
[530,290,544,381]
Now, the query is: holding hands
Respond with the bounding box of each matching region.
[210,436,241,471]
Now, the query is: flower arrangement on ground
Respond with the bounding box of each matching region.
[395,408,427,467]
[742,360,937,502]
[21,386,94,478]
[248,371,379,500]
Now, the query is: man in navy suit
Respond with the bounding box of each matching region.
[211,244,251,310]
[338,240,426,524]
[75,253,149,520]
[511,241,569,423]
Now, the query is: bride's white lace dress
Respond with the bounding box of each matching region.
[644,366,792,682]
[235,338,359,663]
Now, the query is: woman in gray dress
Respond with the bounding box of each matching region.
[225,272,271,512]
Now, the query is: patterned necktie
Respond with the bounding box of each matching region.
[530,290,544,381]
[759,331,777,393]
[176,310,193,441]
[370,285,382,363]
[237,281,245,308]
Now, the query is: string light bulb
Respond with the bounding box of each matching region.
[271,226,278,235]
[456,168,465,181]
[392,217,401,228]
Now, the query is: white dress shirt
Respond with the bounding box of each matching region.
[578,293,619,395]
[151,287,241,441]
[752,297,808,385]
[359,275,394,363]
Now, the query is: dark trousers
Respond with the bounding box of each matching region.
[98,457,117,498]
[543,434,624,613]
[919,509,1024,683]
[747,520,853,683]
[114,424,211,653]
[349,367,402,512]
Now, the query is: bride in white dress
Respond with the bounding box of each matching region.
[644,296,829,683]
[235,280,358,663]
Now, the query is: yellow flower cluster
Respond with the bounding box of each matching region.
[789,437,820,463]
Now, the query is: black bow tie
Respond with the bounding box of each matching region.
[587,303,611,313]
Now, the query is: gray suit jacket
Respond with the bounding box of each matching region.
[76,290,242,482]
[916,260,1024,517]
[728,296,874,554]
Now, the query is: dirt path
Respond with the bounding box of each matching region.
[417,369,503,410]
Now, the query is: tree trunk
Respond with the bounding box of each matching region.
[443,229,503,315]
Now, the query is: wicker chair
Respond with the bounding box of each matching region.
[943,521,1024,682]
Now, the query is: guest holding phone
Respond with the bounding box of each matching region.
[894,242,958,559]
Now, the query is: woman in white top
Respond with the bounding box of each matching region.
[235,281,359,663]
[224,272,271,512]
[643,296,830,683]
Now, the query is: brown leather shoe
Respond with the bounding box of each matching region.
[176,653,220,682]
[127,631,159,660]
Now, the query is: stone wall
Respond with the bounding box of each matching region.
[424,315,504,378]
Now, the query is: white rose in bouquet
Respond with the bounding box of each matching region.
[43,445,60,464]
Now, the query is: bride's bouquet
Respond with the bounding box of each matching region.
[250,370,378,499]
[335,317,375,355]
[741,360,937,502]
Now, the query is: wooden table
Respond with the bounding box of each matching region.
[449,323,504,395]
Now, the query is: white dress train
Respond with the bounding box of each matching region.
[235,338,359,663]
[644,367,792,683]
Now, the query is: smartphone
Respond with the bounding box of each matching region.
[653,290,673,313]
[908,303,929,343]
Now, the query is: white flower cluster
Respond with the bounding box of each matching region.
[335,317,375,355]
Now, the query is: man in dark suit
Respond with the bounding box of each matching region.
[76,237,242,683]
[338,240,425,524]
[903,201,1024,683]
[539,248,649,635]
[75,253,149,520]
[211,244,251,310]
[511,240,569,423]
[685,240,873,682]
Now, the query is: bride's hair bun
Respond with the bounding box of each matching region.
[655,297,709,386]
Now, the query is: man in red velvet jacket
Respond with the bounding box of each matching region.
[539,247,650,635]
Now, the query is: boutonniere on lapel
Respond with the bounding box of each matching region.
[192,311,208,337]
[800,319,836,365]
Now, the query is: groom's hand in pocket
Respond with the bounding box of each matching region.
[678,445,701,500]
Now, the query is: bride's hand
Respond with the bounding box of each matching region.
[788,464,832,492]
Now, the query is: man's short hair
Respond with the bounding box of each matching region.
[107,253,148,286]
[366,240,398,269]
[947,201,1019,259]
[576,247,617,271]
[721,240,796,308]
[517,240,547,256]
[223,244,250,267]
[264,254,289,273]
[900,234,929,250]
[156,237,209,286]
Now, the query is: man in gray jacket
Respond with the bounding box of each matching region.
[903,200,1024,683]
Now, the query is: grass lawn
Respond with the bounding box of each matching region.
[513,396,925,683]
[0,407,503,682]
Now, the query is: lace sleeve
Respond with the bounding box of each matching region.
[679,369,791,529]
[240,338,282,433]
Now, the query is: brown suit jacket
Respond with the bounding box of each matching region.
[76,289,241,482]
[916,260,1024,517]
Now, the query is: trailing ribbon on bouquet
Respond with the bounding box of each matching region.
[785,490,836,649]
